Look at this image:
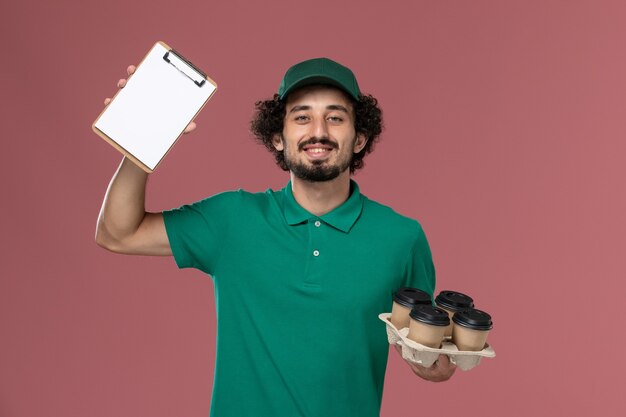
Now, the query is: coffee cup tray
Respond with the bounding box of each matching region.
[378,313,495,371]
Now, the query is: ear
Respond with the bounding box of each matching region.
[272,133,284,151]
[353,133,368,154]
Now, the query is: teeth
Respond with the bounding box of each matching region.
[308,148,328,153]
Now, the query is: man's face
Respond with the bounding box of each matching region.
[272,85,367,182]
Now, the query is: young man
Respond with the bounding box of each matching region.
[96,57,455,417]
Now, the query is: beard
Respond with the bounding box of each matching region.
[282,137,354,182]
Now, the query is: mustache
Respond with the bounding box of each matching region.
[298,138,338,151]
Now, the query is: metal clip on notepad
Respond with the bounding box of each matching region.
[163,49,207,87]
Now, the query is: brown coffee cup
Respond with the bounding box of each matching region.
[390,287,431,330]
[407,305,450,348]
[435,290,475,337]
[451,308,493,351]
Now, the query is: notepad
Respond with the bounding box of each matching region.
[92,41,217,172]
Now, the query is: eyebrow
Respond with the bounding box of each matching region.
[288,104,351,114]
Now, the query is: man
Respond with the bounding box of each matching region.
[96,57,455,417]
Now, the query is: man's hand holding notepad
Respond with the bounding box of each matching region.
[93,41,217,172]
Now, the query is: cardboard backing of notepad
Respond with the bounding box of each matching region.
[379,313,496,371]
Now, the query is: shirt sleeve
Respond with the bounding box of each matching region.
[162,191,239,275]
[402,222,436,300]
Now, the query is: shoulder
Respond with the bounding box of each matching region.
[359,194,431,252]
[362,195,424,232]
[173,188,276,212]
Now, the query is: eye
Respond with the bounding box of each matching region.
[327,116,344,123]
[294,115,309,122]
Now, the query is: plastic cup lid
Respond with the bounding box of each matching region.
[452,308,493,331]
[435,290,474,311]
[409,305,450,326]
[393,287,432,309]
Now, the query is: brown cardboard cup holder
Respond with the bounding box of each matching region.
[379,313,496,371]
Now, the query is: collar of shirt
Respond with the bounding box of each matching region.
[281,180,364,233]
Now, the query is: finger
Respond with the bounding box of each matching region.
[435,354,455,368]
[183,121,197,134]
[104,98,111,106]
[407,361,428,377]
[117,78,127,88]
[438,354,450,363]
[431,354,456,377]
[127,65,136,75]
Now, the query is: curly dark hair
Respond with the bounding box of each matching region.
[250,90,383,174]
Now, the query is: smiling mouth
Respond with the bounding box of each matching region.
[298,137,338,160]
[302,144,334,151]
[301,144,335,159]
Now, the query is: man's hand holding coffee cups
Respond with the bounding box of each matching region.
[393,345,456,382]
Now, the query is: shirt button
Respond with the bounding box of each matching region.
[313,250,320,257]
[314,220,321,227]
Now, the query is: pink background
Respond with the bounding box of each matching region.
[1,0,624,416]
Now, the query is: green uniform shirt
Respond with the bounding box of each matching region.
[163,180,435,417]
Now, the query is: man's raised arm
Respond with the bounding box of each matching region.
[94,65,196,256]
[95,157,171,255]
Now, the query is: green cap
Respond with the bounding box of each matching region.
[277,57,361,101]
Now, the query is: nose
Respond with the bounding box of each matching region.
[310,117,329,139]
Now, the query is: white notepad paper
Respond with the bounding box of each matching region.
[93,41,217,172]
